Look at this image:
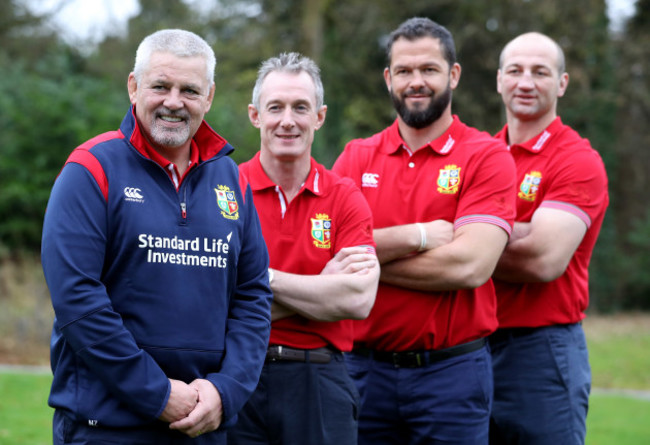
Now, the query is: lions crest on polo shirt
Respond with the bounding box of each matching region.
[518,171,542,202]
[215,185,239,220]
[311,213,332,249]
[437,164,462,194]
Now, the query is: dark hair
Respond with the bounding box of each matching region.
[386,17,456,68]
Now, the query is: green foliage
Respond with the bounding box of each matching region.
[0,0,648,309]
[0,49,127,252]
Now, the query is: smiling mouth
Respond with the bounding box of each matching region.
[161,116,183,122]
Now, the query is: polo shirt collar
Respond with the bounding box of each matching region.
[382,115,463,156]
[499,116,563,153]
[247,152,324,196]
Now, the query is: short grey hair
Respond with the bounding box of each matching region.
[133,29,216,88]
[251,52,324,110]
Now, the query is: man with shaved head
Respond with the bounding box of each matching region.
[489,32,609,444]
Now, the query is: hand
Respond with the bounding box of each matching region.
[421,220,454,251]
[169,378,223,438]
[158,379,199,423]
[320,246,378,275]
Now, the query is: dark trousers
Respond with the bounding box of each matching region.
[489,323,591,445]
[228,353,358,445]
[53,409,226,444]
[346,345,493,444]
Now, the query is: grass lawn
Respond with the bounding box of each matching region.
[0,371,52,445]
[587,393,650,444]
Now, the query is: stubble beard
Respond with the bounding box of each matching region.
[149,109,192,148]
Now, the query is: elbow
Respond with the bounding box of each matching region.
[532,262,566,282]
[342,290,376,320]
[456,263,497,289]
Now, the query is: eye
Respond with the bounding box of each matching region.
[295,104,309,113]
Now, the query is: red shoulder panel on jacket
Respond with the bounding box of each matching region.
[64,131,123,201]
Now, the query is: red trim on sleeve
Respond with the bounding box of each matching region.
[63,130,123,201]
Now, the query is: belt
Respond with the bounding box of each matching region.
[265,345,337,364]
[352,338,486,368]
[490,322,582,344]
[489,327,538,343]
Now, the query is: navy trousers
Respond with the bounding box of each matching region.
[346,345,493,444]
[228,353,359,445]
[489,323,591,445]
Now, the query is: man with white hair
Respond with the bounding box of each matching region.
[42,29,272,444]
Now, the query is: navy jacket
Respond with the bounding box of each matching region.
[41,107,272,428]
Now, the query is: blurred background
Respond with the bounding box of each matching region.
[0,0,648,364]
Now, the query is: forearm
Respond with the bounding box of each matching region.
[271,301,296,321]
[374,220,454,264]
[374,225,422,264]
[381,223,508,291]
[271,265,379,322]
[493,211,586,283]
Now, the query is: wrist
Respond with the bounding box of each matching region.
[415,223,427,252]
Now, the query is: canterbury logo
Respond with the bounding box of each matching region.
[124,187,144,201]
[361,173,379,188]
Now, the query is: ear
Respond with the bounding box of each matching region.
[314,105,328,131]
[496,69,503,94]
[383,67,392,92]
[127,73,138,105]
[449,63,461,90]
[557,72,569,98]
[204,84,216,113]
[248,104,261,128]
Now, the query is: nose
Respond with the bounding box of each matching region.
[163,88,184,109]
[410,69,426,88]
[517,71,535,90]
[280,107,295,129]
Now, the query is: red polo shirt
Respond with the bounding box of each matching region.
[333,116,516,351]
[493,117,609,328]
[239,153,375,351]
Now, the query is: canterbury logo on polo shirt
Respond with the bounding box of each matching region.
[362,173,379,188]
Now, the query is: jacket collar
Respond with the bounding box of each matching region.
[121,106,233,162]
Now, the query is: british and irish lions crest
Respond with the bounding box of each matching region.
[437,164,462,194]
[518,171,542,202]
[215,185,239,220]
[311,213,332,249]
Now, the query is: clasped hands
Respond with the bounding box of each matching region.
[159,378,223,438]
